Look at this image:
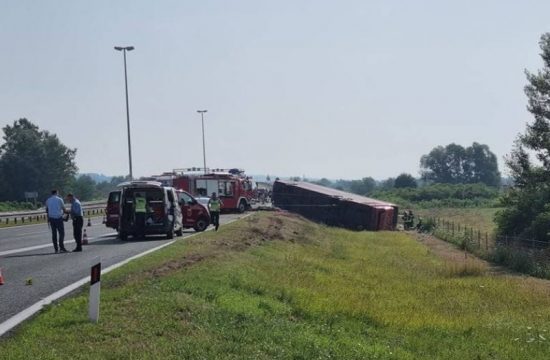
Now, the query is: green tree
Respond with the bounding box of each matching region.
[69,175,97,201]
[394,173,417,188]
[496,33,550,240]
[0,119,77,201]
[312,178,332,187]
[350,177,376,196]
[420,143,500,186]
[379,177,395,190]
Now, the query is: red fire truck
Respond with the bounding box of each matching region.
[152,168,254,213]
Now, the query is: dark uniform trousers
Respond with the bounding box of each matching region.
[73,216,84,249]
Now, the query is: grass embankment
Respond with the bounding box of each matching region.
[2,212,550,359]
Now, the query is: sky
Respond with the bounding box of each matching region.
[0,1,549,180]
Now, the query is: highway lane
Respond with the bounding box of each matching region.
[0,217,109,254]
[0,213,245,325]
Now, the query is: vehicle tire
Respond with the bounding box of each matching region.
[166,229,174,239]
[120,232,128,241]
[193,217,209,232]
[238,200,247,213]
[175,228,183,237]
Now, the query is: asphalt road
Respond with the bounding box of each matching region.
[0,213,245,325]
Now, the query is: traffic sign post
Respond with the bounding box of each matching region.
[89,257,101,323]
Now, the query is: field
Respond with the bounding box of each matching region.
[417,207,500,235]
[2,212,550,359]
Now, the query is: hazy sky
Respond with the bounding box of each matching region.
[1,1,549,180]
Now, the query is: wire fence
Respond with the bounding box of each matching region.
[429,217,550,252]
[425,216,550,278]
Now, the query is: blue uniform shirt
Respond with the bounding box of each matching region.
[71,198,83,217]
[46,195,65,219]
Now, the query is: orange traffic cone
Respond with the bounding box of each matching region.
[0,268,5,285]
[87,218,92,227]
[82,229,89,245]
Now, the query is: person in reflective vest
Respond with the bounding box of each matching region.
[134,192,147,237]
[208,192,223,231]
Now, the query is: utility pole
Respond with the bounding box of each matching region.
[197,110,208,174]
[114,46,135,179]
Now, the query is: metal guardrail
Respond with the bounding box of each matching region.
[0,200,106,226]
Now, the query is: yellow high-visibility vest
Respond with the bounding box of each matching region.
[135,197,146,213]
[209,199,222,212]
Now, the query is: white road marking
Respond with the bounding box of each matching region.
[0,233,117,257]
[0,214,250,337]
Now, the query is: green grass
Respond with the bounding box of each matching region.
[2,212,550,359]
[417,207,500,235]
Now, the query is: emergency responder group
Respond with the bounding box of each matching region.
[46,189,226,253]
[402,210,423,231]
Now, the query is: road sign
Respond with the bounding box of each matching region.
[24,192,38,199]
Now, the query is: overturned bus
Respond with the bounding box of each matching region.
[272,180,398,231]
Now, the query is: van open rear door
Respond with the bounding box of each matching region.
[105,190,121,230]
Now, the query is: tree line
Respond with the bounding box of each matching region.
[0,119,126,205]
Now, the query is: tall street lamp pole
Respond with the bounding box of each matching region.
[197,110,208,174]
[114,46,135,179]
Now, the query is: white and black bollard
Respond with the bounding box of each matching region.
[89,256,101,323]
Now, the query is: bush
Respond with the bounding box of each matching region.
[0,201,37,212]
[373,183,500,208]
[490,246,535,274]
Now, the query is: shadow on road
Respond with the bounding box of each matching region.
[87,235,172,246]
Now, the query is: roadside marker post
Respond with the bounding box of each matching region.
[89,257,101,323]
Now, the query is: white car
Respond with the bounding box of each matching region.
[195,196,210,208]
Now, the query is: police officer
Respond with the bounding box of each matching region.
[208,192,223,231]
[46,189,67,253]
[66,193,84,252]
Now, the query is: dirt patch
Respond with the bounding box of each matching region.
[210,211,313,252]
[150,254,205,278]
[413,232,485,264]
